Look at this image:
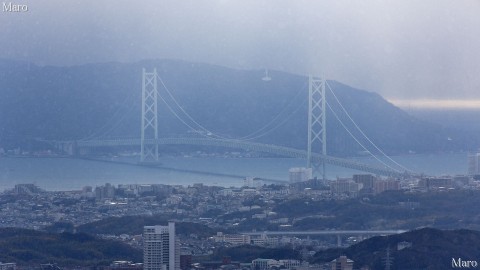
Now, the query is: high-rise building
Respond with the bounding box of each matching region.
[330,255,353,270]
[289,167,313,182]
[353,174,375,189]
[468,153,480,175]
[243,177,263,188]
[374,179,401,194]
[144,223,180,270]
[330,178,363,194]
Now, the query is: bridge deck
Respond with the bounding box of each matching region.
[65,137,412,178]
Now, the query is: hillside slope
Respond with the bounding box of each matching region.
[0,59,474,155]
[0,228,142,266]
[313,227,480,270]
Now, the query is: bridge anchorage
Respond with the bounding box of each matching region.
[58,68,415,179]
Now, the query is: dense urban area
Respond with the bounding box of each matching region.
[2,0,480,268]
[2,152,480,270]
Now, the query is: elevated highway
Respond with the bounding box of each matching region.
[241,229,407,236]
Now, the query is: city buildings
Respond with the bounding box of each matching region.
[353,174,375,194]
[373,179,401,194]
[95,183,116,200]
[105,261,143,270]
[213,232,251,246]
[144,222,180,270]
[251,259,301,270]
[330,178,363,195]
[0,262,16,270]
[418,177,452,190]
[243,177,263,188]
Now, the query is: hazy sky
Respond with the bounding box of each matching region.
[1,0,480,102]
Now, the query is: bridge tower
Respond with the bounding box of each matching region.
[141,68,159,163]
[307,75,327,180]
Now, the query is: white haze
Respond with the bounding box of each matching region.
[1,0,480,100]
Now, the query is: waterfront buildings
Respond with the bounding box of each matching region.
[289,168,313,183]
[330,178,363,195]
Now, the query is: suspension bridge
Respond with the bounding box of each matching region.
[52,69,415,179]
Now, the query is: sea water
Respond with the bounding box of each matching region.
[0,152,468,191]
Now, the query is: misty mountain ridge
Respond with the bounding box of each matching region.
[0,58,477,156]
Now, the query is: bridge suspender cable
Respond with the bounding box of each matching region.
[157,74,397,174]
[238,99,307,141]
[79,69,409,174]
[79,90,137,141]
[157,73,407,174]
[236,82,308,140]
[325,100,400,173]
[156,90,221,139]
[156,74,232,140]
[325,81,411,173]
[156,73,308,142]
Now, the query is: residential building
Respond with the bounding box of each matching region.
[330,256,353,270]
[213,232,251,245]
[0,263,16,270]
[95,183,116,200]
[251,259,301,270]
[374,179,400,194]
[105,261,143,270]
[468,152,480,175]
[353,174,375,194]
[330,178,363,194]
[418,177,452,190]
[289,168,313,183]
[144,222,180,270]
[14,184,42,195]
[244,177,263,188]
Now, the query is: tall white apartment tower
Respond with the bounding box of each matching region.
[143,222,180,270]
[468,152,480,175]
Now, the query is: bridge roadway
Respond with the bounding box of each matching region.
[240,229,407,236]
[72,137,409,178]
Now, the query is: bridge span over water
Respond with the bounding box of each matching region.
[69,137,411,178]
[50,70,416,179]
